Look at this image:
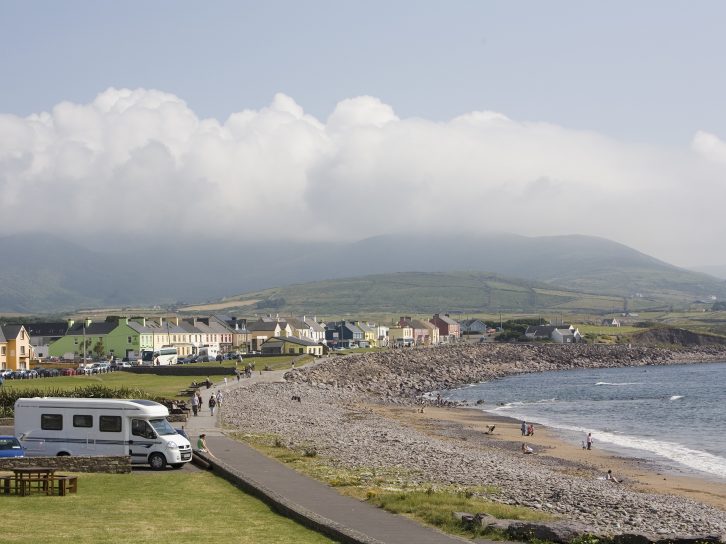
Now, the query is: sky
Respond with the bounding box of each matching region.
[1,1,726,268]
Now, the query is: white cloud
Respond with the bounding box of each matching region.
[1,87,725,266]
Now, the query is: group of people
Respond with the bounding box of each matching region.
[190,387,223,416]
[520,421,535,437]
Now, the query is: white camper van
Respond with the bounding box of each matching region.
[14,398,192,469]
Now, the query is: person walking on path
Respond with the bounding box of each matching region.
[196,391,203,413]
[586,432,593,450]
[209,393,217,416]
[191,393,199,416]
[216,390,223,408]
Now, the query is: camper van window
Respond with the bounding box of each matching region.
[99,415,122,433]
[73,415,93,428]
[149,418,177,436]
[132,419,156,439]
[41,414,63,430]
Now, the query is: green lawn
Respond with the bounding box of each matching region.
[3,373,197,399]
[0,471,334,544]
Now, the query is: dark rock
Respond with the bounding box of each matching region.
[507,521,597,544]
[612,533,656,544]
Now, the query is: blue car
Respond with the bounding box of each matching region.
[0,436,24,458]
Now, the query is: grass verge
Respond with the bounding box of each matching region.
[0,471,334,544]
[230,432,553,540]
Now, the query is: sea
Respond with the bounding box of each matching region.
[440,361,726,481]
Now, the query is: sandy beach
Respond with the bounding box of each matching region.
[380,405,726,510]
[224,344,726,537]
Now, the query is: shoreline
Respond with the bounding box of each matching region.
[230,344,726,536]
[380,405,726,511]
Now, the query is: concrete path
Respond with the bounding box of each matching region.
[182,360,470,544]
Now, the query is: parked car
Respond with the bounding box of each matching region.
[60,368,76,376]
[0,436,24,458]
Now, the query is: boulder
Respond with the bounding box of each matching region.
[507,521,598,543]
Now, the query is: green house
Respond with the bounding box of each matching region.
[49,318,141,360]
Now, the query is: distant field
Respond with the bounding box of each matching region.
[0,471,334,544]
[180,298,259,311]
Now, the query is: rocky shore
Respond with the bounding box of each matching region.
[223,344,726,540]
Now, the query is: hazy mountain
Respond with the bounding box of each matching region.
[1,232,725,314]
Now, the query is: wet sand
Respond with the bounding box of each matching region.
[374,405,726,511]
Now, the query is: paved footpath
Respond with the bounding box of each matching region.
[182,360,471,544]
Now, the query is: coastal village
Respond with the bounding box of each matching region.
[0,312,586,371]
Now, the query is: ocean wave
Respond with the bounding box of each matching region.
[595,381,642,386]
[488,414,726,479]
[669,395,684,401]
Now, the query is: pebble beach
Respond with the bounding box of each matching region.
[222,344,726,539]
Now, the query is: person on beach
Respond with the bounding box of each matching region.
[605,469,620,483]
[586,432,593,450]
[522,443,534,454]
[521,421,527,436]
[527,423,534,437]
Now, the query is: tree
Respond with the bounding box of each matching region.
[93,340,105,358]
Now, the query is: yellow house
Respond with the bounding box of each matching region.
[355,322,378,347]
[388,325,414,347]
[1,325,32,370]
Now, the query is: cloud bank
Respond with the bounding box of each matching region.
[1,88,724,266]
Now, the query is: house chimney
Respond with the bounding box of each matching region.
[84,318,92,328]
[159,317,164,327]
[67,318,75,329]
[174,317,179,326]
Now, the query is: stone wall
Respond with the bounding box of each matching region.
[125,367,235,377]
[0,455,131,473]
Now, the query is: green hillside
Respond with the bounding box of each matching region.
[191,271,640,315]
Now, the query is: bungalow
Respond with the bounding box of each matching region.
[459,319,488,335]
[247,319,293,351]
[525,324,582,343]
[1,325,32,370]
[601,318,621,327]
[261,336,323,356]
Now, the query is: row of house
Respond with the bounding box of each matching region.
[1,312,467,370]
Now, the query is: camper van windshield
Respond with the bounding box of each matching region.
[149,418,177,436]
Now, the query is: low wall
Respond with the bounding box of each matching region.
[0,455,131,473]
[0,418,13,426]
[124,367,235,377]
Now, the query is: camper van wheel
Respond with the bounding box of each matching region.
[171,463,184,469]
[57,452,70,456]
[149,453,167,470]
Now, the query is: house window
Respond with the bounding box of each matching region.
[21,330,25,339]
[128,336,132,343]
[99,416,122,433]
[41,414,63,431]
[73,415,93,428]
[1,346,5,355]
[74,338,78,345]
[20,346,25,355]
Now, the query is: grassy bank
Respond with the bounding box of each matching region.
[230,432,551,539]
[0,471,334,544]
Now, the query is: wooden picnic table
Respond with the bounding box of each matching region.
[0,468,78,496]
[12,467,57,496]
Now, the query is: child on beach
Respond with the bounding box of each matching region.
[521,443,534,454]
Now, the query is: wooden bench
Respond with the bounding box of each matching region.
[0,476,13,495]
[54,476,78,496]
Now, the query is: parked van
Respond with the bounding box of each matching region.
[14,398,192,469]
[197,346,218,360]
